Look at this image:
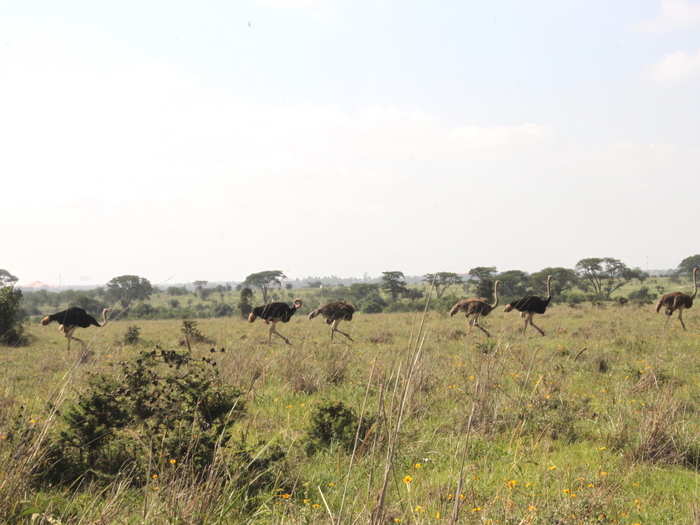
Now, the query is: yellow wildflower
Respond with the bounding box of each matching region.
[303,498,311,504]
[327,482,336,487]
[280,493,291,499]
[414,463,422,469]
[169,458,177,465]
[312,503,321,509]
[528,505,537,511]
[435,511,441,519]
[471,507,482,512]
[414,505,425,512]
[548,465,557,471]
[506,479,518,489]
[403,475,413,485]
[599,471,608,477]
[151,474,159,480]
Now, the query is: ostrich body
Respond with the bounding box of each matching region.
[41,307,111,351]
[308,301,355,341]
[449,280,500,337]
[656,267,698,330]
[248,299,303,344]
[504,275,552,336]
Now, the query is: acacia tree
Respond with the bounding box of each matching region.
[0,269,18,287]
[678,255,700,277]
[106,275,154,308]
[381,271,408,301]
[495,270,530,301]
[193,280,208,299]
[529,267,579,299]
[467,267,497,298]
[423,272,463,298]
[242,271,286,303]
[575,258,646,300]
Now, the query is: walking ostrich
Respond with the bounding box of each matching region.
[41,307,111,351]
[656,267,699,330]
[504,275,553,336]
[248,299,303,344]
[449,280,501,337]
[308,301,355,341]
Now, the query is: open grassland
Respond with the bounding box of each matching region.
[2,304,700,524]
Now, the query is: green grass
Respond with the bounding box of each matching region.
[2,303,700,523]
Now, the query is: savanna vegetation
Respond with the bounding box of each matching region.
[1,257,700,523]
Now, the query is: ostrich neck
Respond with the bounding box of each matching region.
[491,282,499,308]
[546,276,552,301]
[693,270,698,300]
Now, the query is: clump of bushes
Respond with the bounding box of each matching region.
[32,348,244,486]
[0,286,26,346]
[304,401,375,456]
[123,325,141,345]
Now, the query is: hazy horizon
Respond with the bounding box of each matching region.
[3,0,700,286]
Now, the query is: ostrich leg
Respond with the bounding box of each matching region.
[331,320,353,342]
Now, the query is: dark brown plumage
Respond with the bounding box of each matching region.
[41,306,111,351]
[504,275,552,336]
[449,280,500,337]
[656,267,698,330]
[248,299,303,344]
[308,301,355,341]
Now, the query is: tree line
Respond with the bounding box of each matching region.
[2,256,700,343]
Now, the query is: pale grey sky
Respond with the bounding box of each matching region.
[2,0,699,285]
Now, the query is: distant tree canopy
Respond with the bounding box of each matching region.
[106,275,154,308]
[193,281,208,298]
[242,271,286,303]
[529,267,579,299]
[496,270,530,301]
[678,255,700,277]
[306,280,323,289]
[575,258,647,300]
[0,269,18,287]
[468,267,497,298]
[381,271,408,301]
[423,272,463,298]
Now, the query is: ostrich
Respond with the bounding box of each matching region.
[504,275,553,336]
[656,267,699,330]
[41,307,111,351]
[449,280,501,337]
[248,299,303,345]
[308,301,356,341]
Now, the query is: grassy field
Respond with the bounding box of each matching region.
[2,302,700,524]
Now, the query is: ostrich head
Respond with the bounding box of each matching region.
[40,316,51,326]
[293,299,303,309]
[503,304,514,313]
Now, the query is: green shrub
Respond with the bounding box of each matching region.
[304,401,374,456]
[0,286,26,346]
[39,348,244,486]
[123,325,141,345]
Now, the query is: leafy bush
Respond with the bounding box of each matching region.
[180,319,214,346]
[0,286,26,346]
[123,325,141,345]
[628,286,655,305]
[38,348,244,486]
[304,401,374,456]
[212,303,234,317]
